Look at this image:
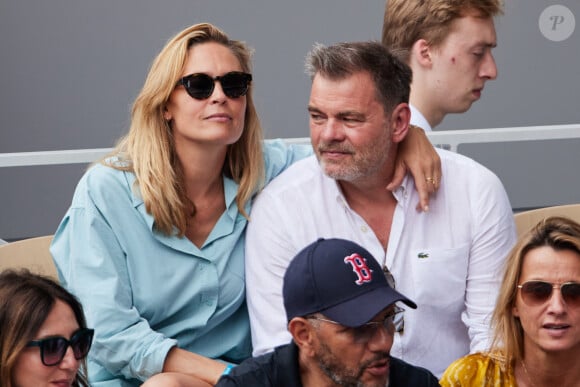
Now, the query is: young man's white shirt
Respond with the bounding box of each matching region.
[410,104,432,132]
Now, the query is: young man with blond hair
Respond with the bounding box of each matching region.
[382,0,503,130]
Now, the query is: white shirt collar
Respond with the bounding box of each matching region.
[410,104,432,132]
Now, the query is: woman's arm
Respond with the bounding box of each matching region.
[388,125,441,212]
[51,178,176,381]
[160,347,228,385]
[263,130,440,211]
[51,166,229,384]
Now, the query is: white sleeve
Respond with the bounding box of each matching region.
[245,189,296,356]
[463,169,517,353]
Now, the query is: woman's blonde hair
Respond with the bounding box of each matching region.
[491,216,580,366]
[106,23,264,236]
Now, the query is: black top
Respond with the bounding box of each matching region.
[216,342,439,387]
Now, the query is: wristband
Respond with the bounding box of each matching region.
[222,364,235,375]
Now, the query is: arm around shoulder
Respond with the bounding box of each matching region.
[262,139,312,182]
[389,125,441,212]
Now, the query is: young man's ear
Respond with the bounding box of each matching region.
[411,39,433,69]
[390,103,411,144]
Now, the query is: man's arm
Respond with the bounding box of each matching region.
[245,189,296,356]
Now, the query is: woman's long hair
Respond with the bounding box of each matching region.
[106,23,264,236]
[491,216,580,366]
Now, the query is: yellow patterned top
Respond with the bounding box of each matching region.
[440,352,517,387]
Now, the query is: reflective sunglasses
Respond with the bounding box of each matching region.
[517,280,580,307]
[307,306,405,344]
[26,328,94,366]
[177,71,252,100]
[383,264,404,333]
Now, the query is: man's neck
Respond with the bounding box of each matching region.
[338,178,397,250]
[410,91,444,129]
[338,178,396,208]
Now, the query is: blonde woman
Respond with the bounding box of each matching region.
[441,216,580,386]
[51,23,439,386]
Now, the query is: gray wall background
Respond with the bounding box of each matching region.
[1,0,579,240]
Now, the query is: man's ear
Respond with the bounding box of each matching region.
[389,103,411,144]
[411,39,433,69]
[289,318,318,357]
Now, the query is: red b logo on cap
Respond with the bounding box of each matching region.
[344,253,373,285]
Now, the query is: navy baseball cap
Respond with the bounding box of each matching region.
[283,238,416,327]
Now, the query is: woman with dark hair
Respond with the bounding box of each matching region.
[441,216,580,386]
[0,269,93,387]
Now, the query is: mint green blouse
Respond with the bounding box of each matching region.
[51,140,310,386]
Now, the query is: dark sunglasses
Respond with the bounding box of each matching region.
[517,280,580,307]
[177,71,252,100]
[26,328,94,366]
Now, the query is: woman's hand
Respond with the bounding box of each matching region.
[142,372,213,387]
[388,125,441,212]
[149,346,227,386]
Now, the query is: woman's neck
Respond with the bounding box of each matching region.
[175,141,228,247]
[517,349,580,387]
[176,140,228,195]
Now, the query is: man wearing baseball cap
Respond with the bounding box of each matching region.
[217,238,438,386]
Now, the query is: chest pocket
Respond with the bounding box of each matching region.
[411,244,469,309]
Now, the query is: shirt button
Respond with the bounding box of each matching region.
[361,225,368,232]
